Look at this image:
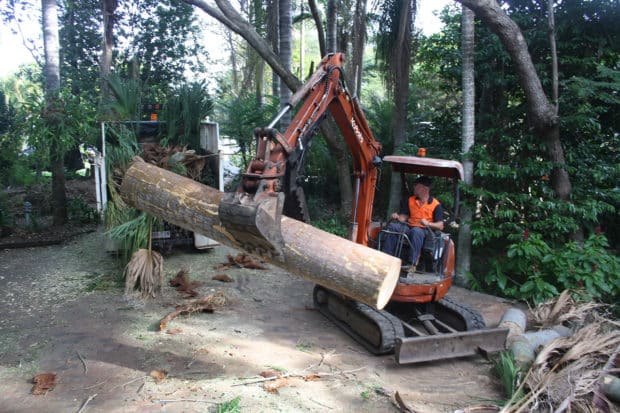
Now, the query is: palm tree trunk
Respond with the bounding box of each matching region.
[456,5,475,287]
[386,0,414,216]
[278,0,292,128]
[42,0,67,226]
[101,0,117,105]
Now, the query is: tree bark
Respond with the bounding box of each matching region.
[100,0,117,104]
[386,0,414,216]
[308,0,326,57]
[326,0,337,53]
[453,0,572,201]
[547,0,558,112]
[42,0,67,226]
[455,5,475,287]
[349,0,367,97]
[120,159,400,309]
[278,0,292,128]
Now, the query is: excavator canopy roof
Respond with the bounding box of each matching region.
[383,155,464,181]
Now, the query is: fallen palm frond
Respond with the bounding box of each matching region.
[169,268,201,297]
[502,291,620,412]
[159,292,227,331]
[123,248,163,298]
[531,289,605,329]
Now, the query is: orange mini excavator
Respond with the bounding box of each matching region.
[219,53,507,363]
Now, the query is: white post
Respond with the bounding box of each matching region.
[100,122,108,210]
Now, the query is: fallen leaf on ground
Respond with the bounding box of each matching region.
[165,328,183,335]
[31,373,56,395]
[149,369,168,383]
[212,274,233,282]
[259,370,282,378]
[303,374,321,381]
[263,378,289,393]
[159,292,227,331]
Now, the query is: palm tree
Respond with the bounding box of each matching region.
[456,5,475,287]
[42,0,67,226]
[278,0,292,129]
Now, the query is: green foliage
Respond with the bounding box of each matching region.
[116,0,208,92]
[492,351,524,401]
[106,74,143,120]
[106,212,156,264]
[217,396,241,413]
[217,94,279,169]
[67,196,99,224]
[0,90,20,186]
[0,191,11,229]
[160,82,214,148]
[479,232,620,304]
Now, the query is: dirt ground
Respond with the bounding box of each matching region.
[0,229,519,413]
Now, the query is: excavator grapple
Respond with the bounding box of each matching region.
[218,191,285,258]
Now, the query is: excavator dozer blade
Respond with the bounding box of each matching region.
[218,192,286,259]
[395,327,509,364]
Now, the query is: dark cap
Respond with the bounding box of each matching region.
[414,176,432,187]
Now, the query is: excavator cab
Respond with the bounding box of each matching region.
[377,155,463,291]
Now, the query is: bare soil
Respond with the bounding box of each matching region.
[0,229,518,413]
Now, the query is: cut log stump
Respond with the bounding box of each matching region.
[120,158,400,309]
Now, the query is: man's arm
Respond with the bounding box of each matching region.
[420,204,444,231]
[390,197,410,222]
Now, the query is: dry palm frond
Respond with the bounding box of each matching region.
[123,248,164,298]
[531,289,604,329]
[159,292,227,330]
[169,268,201,297]
[504,293,620,413]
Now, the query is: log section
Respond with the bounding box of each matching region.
[120,158,400,309]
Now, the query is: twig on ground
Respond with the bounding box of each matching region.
[76,351,88,375]
[152,399,219,405]
[76,394,97,413]
[109,375,149,390]
[232,366,366,386]
[310,397,333,409]
[82,378,109,390]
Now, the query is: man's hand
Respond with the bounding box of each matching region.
[391,212,400,220]
[420,218,430,227]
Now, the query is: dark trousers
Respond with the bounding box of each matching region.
[381,222,426,265]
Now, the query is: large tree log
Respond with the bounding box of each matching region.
[120,158,400,309]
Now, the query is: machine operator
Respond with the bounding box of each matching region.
[381,176,444,274]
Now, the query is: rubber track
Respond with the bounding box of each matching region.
[437,296,486,330]
[313,286,404,355]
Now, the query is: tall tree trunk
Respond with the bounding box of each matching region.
[349,0,367,97]
[547,0,558,113]
[308,0,326,57]
[386,0,415,216]
[278,0,292,128]
[227,31,239,92]
[326,0,337,53]
[267,0,279,97]
[456,5,475,287]
[100,0,117,106]
[42,0,67,226]
[454,0,572,202]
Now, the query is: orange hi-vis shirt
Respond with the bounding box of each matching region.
[407,196,441,227]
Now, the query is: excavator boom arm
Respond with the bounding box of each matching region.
[219,53,382,255]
